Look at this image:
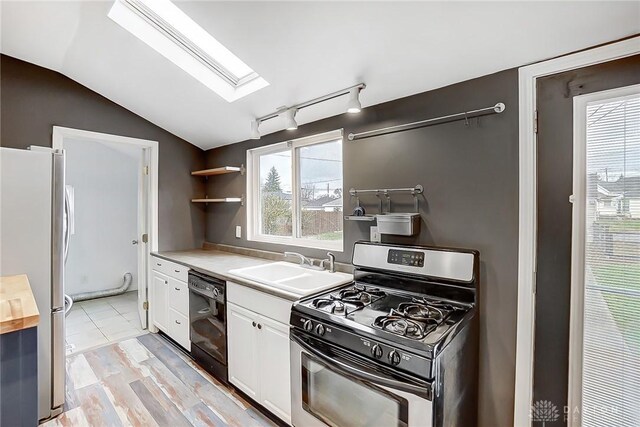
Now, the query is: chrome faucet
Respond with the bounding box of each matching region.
[284,252,313,267]
[321,252,336,273]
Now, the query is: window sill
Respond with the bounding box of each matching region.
[247,235,343,252]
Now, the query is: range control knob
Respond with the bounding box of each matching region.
[212,288,219,298]
[303,319,314,332]
[315,324,326,336]
[371,344,383,359]
[388,350,401,366]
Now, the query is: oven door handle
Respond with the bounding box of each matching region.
[291,333,432,400]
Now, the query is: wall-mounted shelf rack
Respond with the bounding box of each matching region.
[347,102,505,141]
[347,185,424,214]
[191,165,245,176]
[191,196,244,205]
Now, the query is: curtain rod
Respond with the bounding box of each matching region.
[347,102,506,141]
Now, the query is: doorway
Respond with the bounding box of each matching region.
[533,55,640,426]
[52,127,159,354]
[568,84,640,426]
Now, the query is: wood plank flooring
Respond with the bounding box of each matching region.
[44,333,276,427]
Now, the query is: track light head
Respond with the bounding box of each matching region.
[281,108,298,130]
[250,120,260,139]
[346,87,362,114]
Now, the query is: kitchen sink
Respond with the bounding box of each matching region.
[228,261,352,295]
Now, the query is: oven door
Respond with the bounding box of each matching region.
[290,331,433,427]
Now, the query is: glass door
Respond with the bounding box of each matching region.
[569,84,640,426]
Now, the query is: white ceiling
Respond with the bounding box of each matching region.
[2,1,639,150]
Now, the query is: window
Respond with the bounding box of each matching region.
[247,130,344,251]
[570,87,640,426]
[108,0,268,102]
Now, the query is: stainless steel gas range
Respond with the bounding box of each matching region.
[289,242,479,427]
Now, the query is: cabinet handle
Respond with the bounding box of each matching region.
[156,263,161,266]
[165,281,168,284]
[175,269,180,273]
[175,320,181,325]
[252,321,257,327]
[257,324,262,330]
[174,287,180,291]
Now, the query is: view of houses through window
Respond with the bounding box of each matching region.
[581,91,640,426]
[250,131,343,249]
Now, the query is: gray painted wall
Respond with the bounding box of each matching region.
[204,68,519,426]
[0,55,206,251]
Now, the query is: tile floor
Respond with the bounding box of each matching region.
[66,291,147,355]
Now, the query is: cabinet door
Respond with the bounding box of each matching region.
[227,303,259,400]
[258,315,292,424]
[151,271,169,332]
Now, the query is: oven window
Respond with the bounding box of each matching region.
[301,353,408,427]
[189,290,226,363]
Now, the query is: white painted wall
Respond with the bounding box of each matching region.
[64,138,141,295]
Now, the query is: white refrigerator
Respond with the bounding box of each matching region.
[0,146,66,421]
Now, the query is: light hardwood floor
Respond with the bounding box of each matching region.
[44,333,276,427]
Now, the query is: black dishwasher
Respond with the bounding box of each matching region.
[188,270,227,383]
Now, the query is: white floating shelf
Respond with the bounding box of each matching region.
[191,165,245,176]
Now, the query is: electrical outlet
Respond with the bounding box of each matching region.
[235,225,242,239]
[370,226,381,243]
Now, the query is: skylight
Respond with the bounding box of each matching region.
[108,0,268,102]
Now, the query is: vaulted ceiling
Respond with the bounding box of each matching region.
[2,1,639,150]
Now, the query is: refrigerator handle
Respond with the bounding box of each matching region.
[51,310,65,412]
[63,186,73,264]
[51,151,65,310]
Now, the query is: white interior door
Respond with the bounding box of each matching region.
[137,148,150,329]
[569,84,640,427]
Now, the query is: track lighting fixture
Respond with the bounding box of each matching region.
[250,120,260,139]
[346,87,362,113]
[249,83,365,139]
[281,108,298,130]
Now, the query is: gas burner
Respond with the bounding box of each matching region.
[309,283,386,316]
[372,314,435,340]
[372,298,460,340]
[338,284,386,304]
[411,297,464,312]
[396,303,445,323]
[312,298,348,314]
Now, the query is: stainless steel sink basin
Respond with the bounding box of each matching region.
[228,261,352,295]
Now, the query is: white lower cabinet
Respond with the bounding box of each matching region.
[258,315,292,422]
[227,303,260,400]
[151,256,190,351]
[151,270,169,332]
[228,300,292,424]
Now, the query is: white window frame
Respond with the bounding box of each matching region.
[246,129,344,251]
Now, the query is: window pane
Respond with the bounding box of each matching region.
[298,139,343,241]
[259,149,292,237]
[583,93,640,426]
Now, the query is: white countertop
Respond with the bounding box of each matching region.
[152,248,353,301]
